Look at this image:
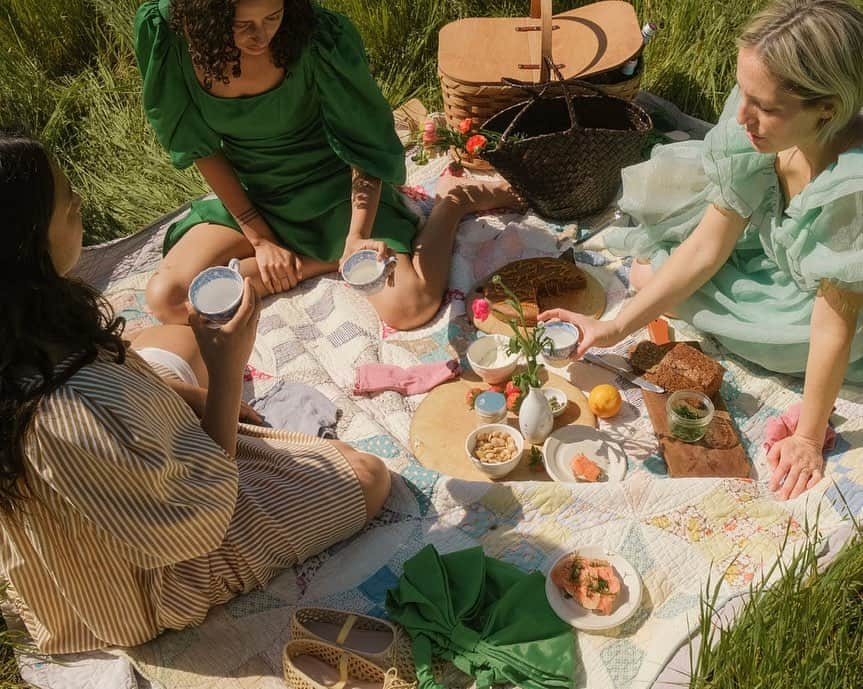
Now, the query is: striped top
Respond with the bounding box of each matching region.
[1,351,367,653]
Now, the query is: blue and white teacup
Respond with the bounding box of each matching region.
[188,258,244,327]
[541,321,581,364]
[340,249,397,296]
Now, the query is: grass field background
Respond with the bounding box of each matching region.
[0,0,771,245]
[1,1,862,687]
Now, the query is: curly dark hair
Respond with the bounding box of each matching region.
[0,134,126,513]
[169,0,317,90]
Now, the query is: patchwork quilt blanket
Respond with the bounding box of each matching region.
[16,153,863,689]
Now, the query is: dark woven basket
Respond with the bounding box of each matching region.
[481,61,653,220]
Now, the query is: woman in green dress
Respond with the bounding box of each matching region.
[541,0,863,500]
[135,0,516,330]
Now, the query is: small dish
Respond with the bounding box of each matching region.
[465,423,524,479]
[541,321,580,365]
[542,426,627,483]
[666,390,714,443]
[466,335,519,384]
[545,546,643,631]
[543,388,568,418]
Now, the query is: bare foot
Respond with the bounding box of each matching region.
[435,176,527,214]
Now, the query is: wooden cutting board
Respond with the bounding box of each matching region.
[466,257,606,337]
[410,372,595,482]
[632,342,751,479]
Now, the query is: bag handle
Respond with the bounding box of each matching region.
[497,57,581,144]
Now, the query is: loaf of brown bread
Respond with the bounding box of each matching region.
[630,342,725,397]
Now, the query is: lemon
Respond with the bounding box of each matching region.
[588,384,623,419]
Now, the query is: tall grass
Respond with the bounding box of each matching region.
[1,0,780,244]
[690,525,863,688]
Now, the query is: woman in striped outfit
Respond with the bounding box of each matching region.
[0,133,389,653]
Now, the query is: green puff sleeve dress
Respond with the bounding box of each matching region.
[134,0,418,261]
[604,86,863,381]
[386,545,575,689]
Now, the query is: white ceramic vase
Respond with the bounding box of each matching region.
[518,385,554,445]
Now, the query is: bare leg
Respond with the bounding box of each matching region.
[366,177,522,330]
[629,259,656,292]
[329,440,391,523]
[130,324,209,387]
[146,223,337,324]
[629,259,679,318]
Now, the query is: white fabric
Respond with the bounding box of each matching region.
[135,347,199,386]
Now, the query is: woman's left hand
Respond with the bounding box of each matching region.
[767,433,825,500]
[339,237,392,270]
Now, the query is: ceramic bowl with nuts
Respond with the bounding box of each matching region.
[465,424,525,479]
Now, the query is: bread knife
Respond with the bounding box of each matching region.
[582,352,666,394]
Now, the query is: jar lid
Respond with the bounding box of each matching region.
[475,391,506,415]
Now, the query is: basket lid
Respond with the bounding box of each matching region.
[438,1,642,85]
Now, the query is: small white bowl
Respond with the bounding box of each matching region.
[465,423,524,479]
[466,335,518,384]
[543,388,568,418]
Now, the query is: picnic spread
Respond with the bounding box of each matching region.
[18,146,857,689]
[8,2,863,689]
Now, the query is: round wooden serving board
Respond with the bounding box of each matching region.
[467,261,606,337]
[410,372,595,482]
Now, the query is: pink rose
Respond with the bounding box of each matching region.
[422,120,437,146]
[472,298,491,322]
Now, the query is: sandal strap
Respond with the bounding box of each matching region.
[335,614,357,646]
[332,653,349,689]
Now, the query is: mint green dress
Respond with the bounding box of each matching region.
[134,0,418,261]
[605,87,863,381]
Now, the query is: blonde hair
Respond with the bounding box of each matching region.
[738,0,863,141]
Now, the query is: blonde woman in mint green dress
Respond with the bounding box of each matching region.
[540,0,863,500]
[135,0,517,330]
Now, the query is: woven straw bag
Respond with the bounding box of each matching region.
[481,60,653,220]
[438,0,644,134]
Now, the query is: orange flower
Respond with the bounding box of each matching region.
[465,134,488,156]
[458,118,474,134]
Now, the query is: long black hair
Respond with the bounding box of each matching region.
[170,0,317,90]
[0,134,126,512]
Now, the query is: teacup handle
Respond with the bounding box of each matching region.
[228,258,241,273]
[383,255,398,270]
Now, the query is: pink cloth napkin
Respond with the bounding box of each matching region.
[353,360,461,396]
[763,403,837,452]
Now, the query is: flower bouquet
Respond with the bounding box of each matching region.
[472,275,555,444]
[412,117,503,168]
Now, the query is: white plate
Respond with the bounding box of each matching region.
[545,546,643,631]
[542,426,627,483]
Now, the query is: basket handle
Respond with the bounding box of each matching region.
[496,57,581,144]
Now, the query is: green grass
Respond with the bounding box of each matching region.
[0,0,784,245]
[690,522,863,689]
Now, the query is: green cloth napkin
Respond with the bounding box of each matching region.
[386,545,576,689]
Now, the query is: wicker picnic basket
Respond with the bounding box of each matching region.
[438,0,644,133]
[481,60,653,220]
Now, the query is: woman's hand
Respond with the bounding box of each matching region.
[767,433,825,500]
[538,309,624,359]
[339,237,391,270]
[254,239,303,295]
[188,278,261,378]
